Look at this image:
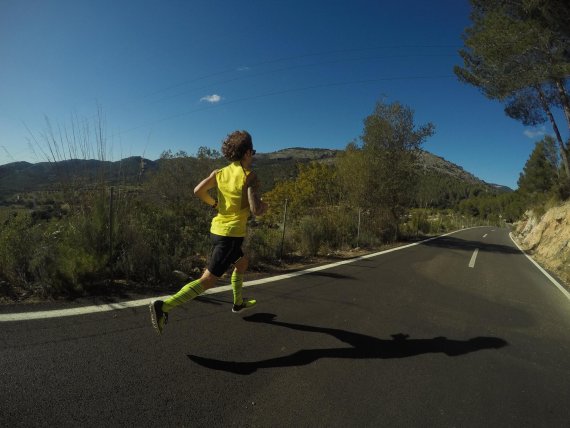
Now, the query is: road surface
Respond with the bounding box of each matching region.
[1,227,570,427]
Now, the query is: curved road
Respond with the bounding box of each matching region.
[1,227,570,427]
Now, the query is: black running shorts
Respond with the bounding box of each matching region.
[208,233,245,277]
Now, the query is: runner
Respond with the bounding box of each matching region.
[149,130,268,334]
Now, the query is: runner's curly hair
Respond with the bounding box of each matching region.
[221,130,253,161]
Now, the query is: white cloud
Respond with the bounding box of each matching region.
[237,66,250,72]
[523,127,546,139]
[200,94,222,103]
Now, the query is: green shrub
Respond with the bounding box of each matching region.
[0,213,37,287]
[410,209,430,235]
[245,225,282,266]
[296,216,326,256]
[112,199,209,283]
[319,208,354,250]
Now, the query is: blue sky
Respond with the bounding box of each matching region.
[1,0,566,189]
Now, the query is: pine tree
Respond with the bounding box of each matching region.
[518,138,557,194]
[454,0,570,182]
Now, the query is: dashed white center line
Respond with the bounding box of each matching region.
[483,234,488,238]
[469,248,479,268]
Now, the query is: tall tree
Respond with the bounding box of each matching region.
[337,100,434,239]
[517,138,558,194]
[454,0,570,182]
[541,135,561,176]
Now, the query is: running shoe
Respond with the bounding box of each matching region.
[232,299,257,314]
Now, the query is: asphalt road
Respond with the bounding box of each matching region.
[2,227,570,427]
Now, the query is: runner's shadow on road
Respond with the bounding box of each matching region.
[187,313,508,375]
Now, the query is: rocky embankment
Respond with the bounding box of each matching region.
[513,200,570,290]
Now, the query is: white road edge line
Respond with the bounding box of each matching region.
[468,248,479,268]
[510,232,570,302]
[0,228,476,322]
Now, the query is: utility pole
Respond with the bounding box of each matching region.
[356,207,361,248]
[279,198,288,260]
[109,186,114,285]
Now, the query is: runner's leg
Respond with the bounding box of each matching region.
[162,270,217,313]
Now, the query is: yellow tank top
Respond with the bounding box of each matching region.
[210,161,251,237]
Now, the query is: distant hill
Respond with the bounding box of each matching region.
[256,147,339,161]
[0,157,159,200]
[413,150,512,208]
[255,148,512,207]
[0,148,512,206]
[417,151,510,191]
[253,148,339,191]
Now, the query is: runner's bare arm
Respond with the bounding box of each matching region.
[246,172,268,216]
[194,170,218,207]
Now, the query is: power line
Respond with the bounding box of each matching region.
[87,46,460,120]
[142,44,462,99]
[112,74,455,138]
[113,41,535,107]
[150,53,459,106]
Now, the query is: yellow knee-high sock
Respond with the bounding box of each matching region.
[231,271,243,306]
[162,279,204,313]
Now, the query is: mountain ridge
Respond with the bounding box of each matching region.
[0,148,512,202]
